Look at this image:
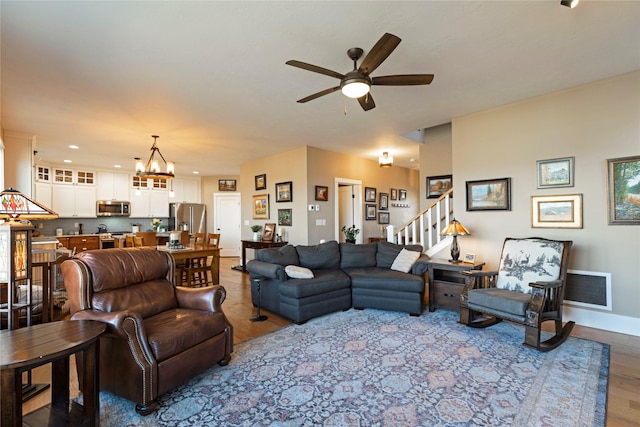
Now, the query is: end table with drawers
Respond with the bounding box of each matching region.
[427,259,485,312]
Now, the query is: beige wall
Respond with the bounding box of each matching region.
[201,174,240,236]
[419,123,453,211]
[450,71,640,327]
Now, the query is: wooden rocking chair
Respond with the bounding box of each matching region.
[459,237,574,352]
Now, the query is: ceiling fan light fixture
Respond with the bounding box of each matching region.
[341,80,370,99]
[560,0,579,8]
[379,151,393,168]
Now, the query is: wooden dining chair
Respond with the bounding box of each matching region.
[206,233,220,248]
[133,237,144,247]
[125,236,135,247]
[135,231,157,247]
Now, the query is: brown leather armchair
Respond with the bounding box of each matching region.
[61,247,233,415]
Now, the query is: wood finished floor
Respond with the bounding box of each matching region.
[23,257,640,426]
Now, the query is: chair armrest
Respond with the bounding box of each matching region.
[71,309,156,364]
[411,255,431,276]
[529,279,563,290]
[246,260,286,281]
[175,285,227,312]
[461,270,498,278]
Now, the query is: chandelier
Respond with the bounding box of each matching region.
[135,135,175,180]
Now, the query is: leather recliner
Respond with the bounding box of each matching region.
[62,247,233,415]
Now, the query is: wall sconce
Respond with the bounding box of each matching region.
[379,152,393,168]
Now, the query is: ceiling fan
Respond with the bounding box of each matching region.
[286,33,434,112]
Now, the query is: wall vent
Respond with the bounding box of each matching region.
[565,269,612,310]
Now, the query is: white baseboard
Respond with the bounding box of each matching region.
[564,306,640,337]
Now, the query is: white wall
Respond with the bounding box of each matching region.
[450,71,640,333]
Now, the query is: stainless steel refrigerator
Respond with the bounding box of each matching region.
[169,203,206,235]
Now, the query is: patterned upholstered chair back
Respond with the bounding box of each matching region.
[496,238,565,294]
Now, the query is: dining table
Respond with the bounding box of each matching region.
[156,245,220,286]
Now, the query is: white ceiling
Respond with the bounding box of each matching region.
[2,1,639,175]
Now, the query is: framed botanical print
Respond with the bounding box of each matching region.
[278,208,292,226]
[537,157,574,189]
[379,212,389,224]
[252,194,270,219]
[365,187,377,202]
[399,189,407,201]
[365,204,376,221]
[390,189,398,200]
[255,174,266,191]
[379,192,389,211]
[275,181,292,202]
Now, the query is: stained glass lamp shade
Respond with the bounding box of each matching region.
[0,188,58,221]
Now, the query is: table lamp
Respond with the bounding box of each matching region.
[440,218,470,263]
[0,187,58,221]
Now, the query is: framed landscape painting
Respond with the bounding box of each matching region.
[275,181,292,202]
[255,174,266,191]
[607,155,640,225]
[427,175,452,199]
[252,194,269,219]
[218,179,236,191]
[537,157,574,189]
[532,194,582,228]
[466,178,511,211]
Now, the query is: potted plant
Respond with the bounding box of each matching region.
[341,225,360,244]
[250,225,263,242]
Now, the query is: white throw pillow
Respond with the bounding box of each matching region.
[285,265,314,279]
[390,248,421,273]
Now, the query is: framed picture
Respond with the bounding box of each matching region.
[365,187,377,202]
[531,194,583,228]
[466,178,511,211]
[399,189,407,201]
[365,204,377,221]
[315,185,328,201]
[255,174,266,191]
[379,212,389,224]
[218,179,236,191]
[537,157,574,189]
[427,175,453,199]
[607,155,640,225]
[252,194,270,219]
[278,208,292,226]
[390,189,398,200]
[262,223,276,242]
[275,181,292,202]
[463,253,476,264]
[379,192,389,211]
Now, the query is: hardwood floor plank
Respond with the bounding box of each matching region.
[22,256,640,426]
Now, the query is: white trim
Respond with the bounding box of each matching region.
[564,306,640,337]
[334,177,363,244]
[565,269,612,311]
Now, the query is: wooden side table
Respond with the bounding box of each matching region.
[1,320,106,426]
[427,259,485,312]
[240,240,287,272]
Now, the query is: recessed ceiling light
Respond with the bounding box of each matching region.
[114,165,121,168]
[68,145,79,149]
[192,171,200,175]
[63,159,72,163]
[410,158,416,162]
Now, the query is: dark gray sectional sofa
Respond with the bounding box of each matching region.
[246,240,430,324]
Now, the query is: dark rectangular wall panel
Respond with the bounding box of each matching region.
[565,270,611,310]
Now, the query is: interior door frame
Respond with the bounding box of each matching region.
[213,192,241,257]
[334,177,363,244]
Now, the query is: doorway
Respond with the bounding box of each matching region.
[213,192,241,257]
[334,178,363,244]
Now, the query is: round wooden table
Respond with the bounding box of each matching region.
[0,320,106,426]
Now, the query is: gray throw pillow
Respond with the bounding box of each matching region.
[256,244,300,266]
[376,241,423,269]
[340,242,378,269]
[296,240,340,270]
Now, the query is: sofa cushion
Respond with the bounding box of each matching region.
[391,248,421,273]
[285,265,314,279]
[346,267,424,293]
[256,244,299,266]
[296,240,340,270]
[376,241,424,269]
[280,269,351,299]
[340,242,378,269]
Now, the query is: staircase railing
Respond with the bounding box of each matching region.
[386,188,453,257]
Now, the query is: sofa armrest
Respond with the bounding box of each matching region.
[71,309,156,364]
[411,255,431,276]
[176,285,227,312]
[247,260,286,281]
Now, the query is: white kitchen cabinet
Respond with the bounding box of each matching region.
[52,185,97,217]
[170,178,200,203]
[130,188,169,218]
[53,167,95,185]
[97,172,129,200]
[35,165,52,182]
[34,182,52,209]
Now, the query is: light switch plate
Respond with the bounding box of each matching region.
[308,204,315,211]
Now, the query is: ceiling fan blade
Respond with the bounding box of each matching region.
[358,33,401,75]
[358,93,376,111]
[297,86,341,103]
[286,60,344,80]
[372,74,434,86]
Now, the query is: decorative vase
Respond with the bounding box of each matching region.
[253,232,262,242]
[346,238,356,244]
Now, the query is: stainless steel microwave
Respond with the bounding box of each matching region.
[96,201,130,217]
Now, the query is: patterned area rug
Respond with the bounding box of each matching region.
[98,309,608,426]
